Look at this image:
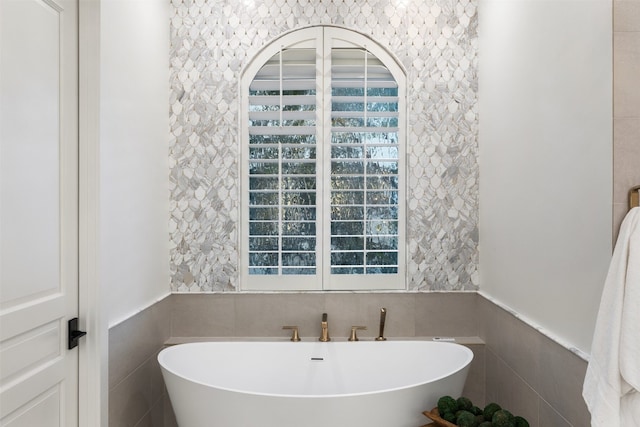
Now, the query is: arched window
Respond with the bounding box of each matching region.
[241,26,405,290]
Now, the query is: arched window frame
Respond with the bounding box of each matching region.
[240,26,406,291]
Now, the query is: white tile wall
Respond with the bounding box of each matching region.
[169,0,480,292]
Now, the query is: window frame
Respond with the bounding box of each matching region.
[240,26,406,291]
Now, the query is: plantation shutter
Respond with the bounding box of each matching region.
[242,27,404,290]
[325,43,402,290]
[247,44,321,286]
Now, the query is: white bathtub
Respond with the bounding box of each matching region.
[158,340,473,427]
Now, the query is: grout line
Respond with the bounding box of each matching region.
[132,394,166,427]
[109,345,165,392]
[538,395,573,427]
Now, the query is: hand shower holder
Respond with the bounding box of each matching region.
[375,308,387,341]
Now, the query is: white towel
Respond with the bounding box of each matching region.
[583,207,640,427]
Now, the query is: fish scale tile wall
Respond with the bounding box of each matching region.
[169,0,479,292]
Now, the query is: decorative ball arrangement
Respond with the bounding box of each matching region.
[423,395,530,427]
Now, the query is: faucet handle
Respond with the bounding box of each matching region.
[282,326,301,342]
[348,326,367,342]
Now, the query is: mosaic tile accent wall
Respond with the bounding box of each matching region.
[169,0,479,292]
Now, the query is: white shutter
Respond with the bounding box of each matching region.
[241,27,405,291]
[324,34,404,290]
[245,37,323,289]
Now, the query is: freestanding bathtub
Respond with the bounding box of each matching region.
[158,340,473,427]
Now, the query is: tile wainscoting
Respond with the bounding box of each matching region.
[478,297,590,427]
[109,292,588,426]
[108,296,176,427]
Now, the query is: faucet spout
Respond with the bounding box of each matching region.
[319,313,330,342]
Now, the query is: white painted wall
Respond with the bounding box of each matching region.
[100,0,170,327]
[478,0,612,354]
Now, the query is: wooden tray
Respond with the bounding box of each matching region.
[421,407,457,427]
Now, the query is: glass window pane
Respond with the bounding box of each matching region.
[249,207,279,220]
[250,134,317,145]
[331,252,364,266]
[250,90,280,96]
[331,267,364,274]
[282,161,315,175]
[249,221,279,235]
[282,191,315,206]
[331,236,364,251]
[332,132,363,144]
[282,146,316,160]
[250,119,280,127]
[282,206,316,220]
[249,267,279,275]
[331,221,363,235]
[331,206,364,220]
[366,146,398,160]
[282,89,316,96]
[367,102,398,112]
[366,191,397,205]
[249,146,279,159]
[282,237,315,251]
[366,206,398,220]
[249,135,276,144]
[366,220,398,235]
[367,176,398,190]
[367,87,397,96]
[332,102,364,111]
[282,119,315,126]
[249,177,279,190]
[332,87,364,96]
[249,252,278,267]
[332,146,363,159]
[365,266,397,274]
[249,237,279,251]
[249,162,278,175]
[331,176,363,190]
[332,116,364,127]
[280,134,316,144]
[282,252,316,267]
[366,251,398,265]
[283,103,316,111]
[365,132,398,144]
[332,191,364,205]
[366,161,398,175]
[332,161,364,175]
[249,104,280,112]
[282,177,316,190]
[366,117,398,127]
[282,221,316,236]
[366,236,398,250]
[249,192,279,206]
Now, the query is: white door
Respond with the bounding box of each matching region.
[0,0,79,425]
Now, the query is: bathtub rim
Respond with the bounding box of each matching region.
[158,339,474,399]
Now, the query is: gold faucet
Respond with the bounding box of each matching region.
[282,325,301,342]
[319,313,330,342]
[348,326,367,342]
